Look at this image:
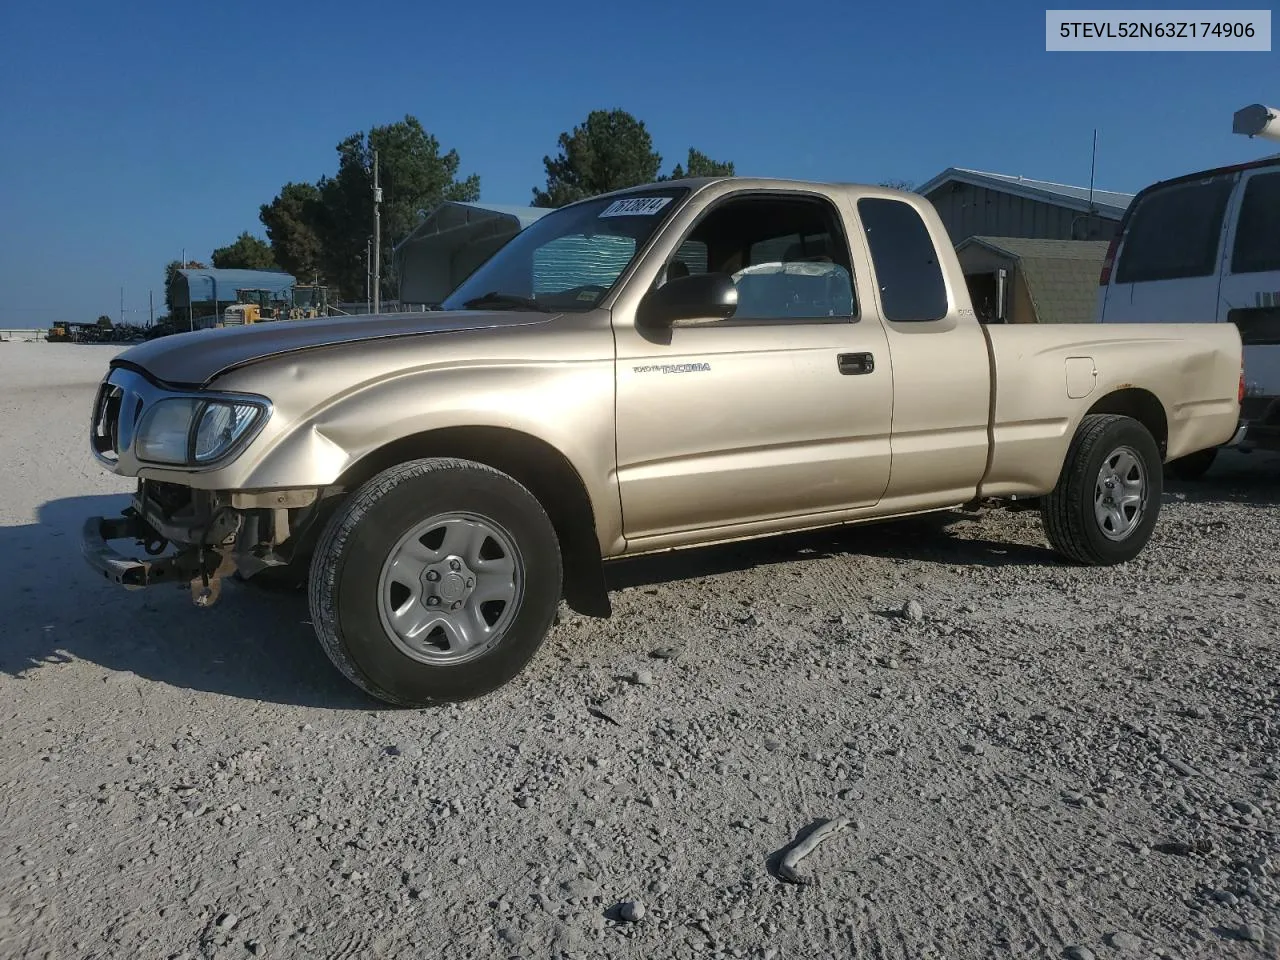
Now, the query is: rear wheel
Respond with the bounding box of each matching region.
[308,458,562,706]
[1041,414,1162,565]
[1167,446,1217,481]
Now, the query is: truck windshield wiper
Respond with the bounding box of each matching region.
[460,291,542,311]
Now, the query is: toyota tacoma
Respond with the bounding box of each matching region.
[83,178,1244,706]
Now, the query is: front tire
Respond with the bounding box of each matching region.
[1041,414,1162,565]
[308,458,563,706]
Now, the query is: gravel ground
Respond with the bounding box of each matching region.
[2,342,1278,960]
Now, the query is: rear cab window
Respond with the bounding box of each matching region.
[1115,176,1235,283]
[857,198,948,321]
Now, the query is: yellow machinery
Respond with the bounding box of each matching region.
[288,282,329,320]
[218,285,329,326]
[219,288,281,327]
[220,303,269,326]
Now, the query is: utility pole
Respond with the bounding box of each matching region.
[372,149,382,314]
[366,237,372,314]
[149,289,154,325]
[120,286,125,325]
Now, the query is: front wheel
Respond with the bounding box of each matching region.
[308,458,563,706]
[1041,414,1162,565]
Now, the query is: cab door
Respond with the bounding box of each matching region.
[611,190,893,545]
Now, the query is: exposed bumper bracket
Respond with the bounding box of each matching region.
[81,511,201,590]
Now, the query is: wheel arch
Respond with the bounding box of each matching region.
[1084,388,1169,458]
[335,426,611,618]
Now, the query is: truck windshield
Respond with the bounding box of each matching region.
[441,187,690,313]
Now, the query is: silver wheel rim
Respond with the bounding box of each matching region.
[376,512,523,665]
[1094,445,1146,541]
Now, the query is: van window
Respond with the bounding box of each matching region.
[1231,172,1280,275]
[857,198,948,321]
[1114,177,1234,284]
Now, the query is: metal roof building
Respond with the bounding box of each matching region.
[394,202,552,307]
[918,167,1135,244]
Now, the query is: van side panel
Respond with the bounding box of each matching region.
[1099,174,1237,325]
[1217,168,1280,403]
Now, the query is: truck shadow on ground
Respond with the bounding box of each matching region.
[0,494,370,710]
[1163,449,1280,507]
[608,451,1280,591]
[4,497,1043,706]
[4,453,1274,708]
[606,510,1058,591]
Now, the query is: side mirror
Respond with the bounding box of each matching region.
[637,272,738,328]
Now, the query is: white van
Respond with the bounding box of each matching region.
[1097,156,1279,477]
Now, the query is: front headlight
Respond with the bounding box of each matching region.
[135,396,268,466]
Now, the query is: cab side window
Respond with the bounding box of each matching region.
[857,198,948,322]
[1231,173,1280,275]
[665,195,857,321]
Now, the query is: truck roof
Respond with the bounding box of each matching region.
[561,176,917,211]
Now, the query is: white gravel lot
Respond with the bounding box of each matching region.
[1,342,1278,960]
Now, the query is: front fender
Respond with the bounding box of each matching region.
[236,361,620,549]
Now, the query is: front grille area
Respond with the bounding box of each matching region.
[91,381,124,461]
[147,480,193,515]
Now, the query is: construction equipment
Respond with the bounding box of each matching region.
[220,288,283,327]
[219,285,330,326]
[287,282,330,320]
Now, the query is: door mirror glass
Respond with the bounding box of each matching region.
[637,272,738,328]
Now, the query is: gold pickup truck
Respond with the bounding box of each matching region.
[83,178,1244,706]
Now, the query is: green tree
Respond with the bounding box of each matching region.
[532,109,663,208]
[878,179,916,191]
[317,115,480,299]
[259,182,325,280]
[163,259,209,323]
[665,148,735,180]
[211,232,278,271]
[96,315,113,328]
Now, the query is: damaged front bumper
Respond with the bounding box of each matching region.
[81,506,238,606]
[81,481,333,607]
[82,511,201,589]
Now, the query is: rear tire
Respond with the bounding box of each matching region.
[1041,414,1162,565]
[308,458,562,706]
[1168,447,1217,481]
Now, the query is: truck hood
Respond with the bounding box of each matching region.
[114,310,556,387]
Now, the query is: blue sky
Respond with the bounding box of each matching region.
[0,0,1275,324]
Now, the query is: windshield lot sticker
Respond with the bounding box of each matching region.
[600,197,672,217]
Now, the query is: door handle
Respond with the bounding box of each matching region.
[837,352,875,375]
